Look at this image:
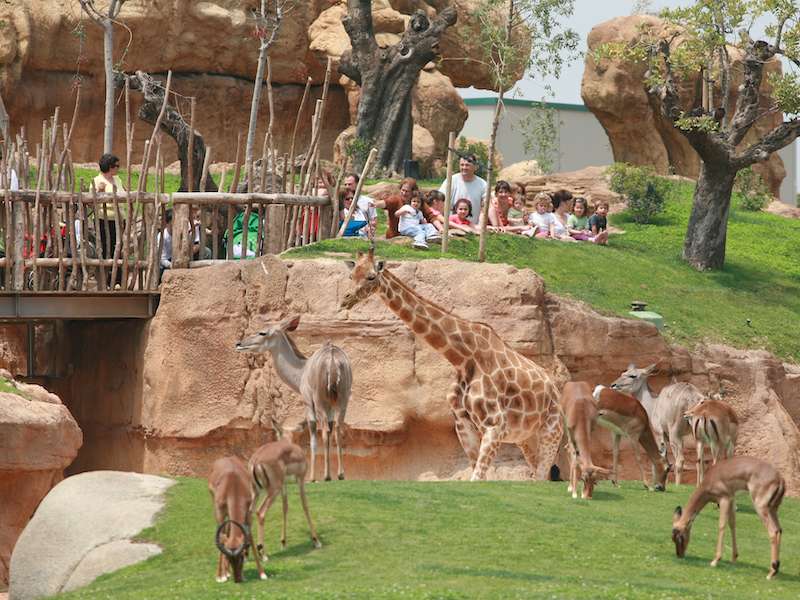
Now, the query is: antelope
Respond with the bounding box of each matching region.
[685,394,739,485]
[208,456,267,582]
[612,364,703,484]
[672,456,785,580]
[593,385,670,491]
[559,381,612,499]
[248,420,323,563]
[237,314,352,481]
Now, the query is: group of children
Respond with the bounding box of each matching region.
[392,182,609,249]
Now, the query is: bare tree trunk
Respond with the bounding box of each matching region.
[115,71,218,193]
[339,1,457,175]
[682,162,735,270]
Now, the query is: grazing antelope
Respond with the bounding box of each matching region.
[237,314,352,481]
[559,381,612,499]
[248,420,323,563]
[208,456,267,582]
[612,364,703,485]
[672,456,785,580]
[685,394,739,485]
[593,385,670,491]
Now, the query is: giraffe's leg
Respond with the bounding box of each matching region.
[534,409,563,482]
[472,423,505,481]
[447,382,481,468]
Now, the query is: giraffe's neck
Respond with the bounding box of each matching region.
[377,270,473,369]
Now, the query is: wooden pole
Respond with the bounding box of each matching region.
[337,147,376,239]
[441,131,455,254]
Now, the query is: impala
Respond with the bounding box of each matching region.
[208,456,266,582]
[248,420,322,563]
[559,381,612,499]
[593,385,670,491]
[685,394,739,484]
[672,456,785,580]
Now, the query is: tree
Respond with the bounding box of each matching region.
[115,71,217,192]
[338,0,457,175]
[78,0,129,155]
[465,0,579,260]
[594,0,800,271]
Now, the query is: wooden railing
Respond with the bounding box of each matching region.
[0,190,334,293]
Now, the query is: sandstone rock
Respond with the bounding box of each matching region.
[498,160,542,182]
[8,471,173,600]
[0,384,82,591]
[0,0,488,167]
[583,15,787,197]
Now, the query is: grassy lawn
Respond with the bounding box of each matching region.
[286,180,800,363]
[52,477,800,600]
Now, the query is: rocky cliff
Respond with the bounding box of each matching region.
[0,0,487,173]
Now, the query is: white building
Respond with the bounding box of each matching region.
[459,97,798,206]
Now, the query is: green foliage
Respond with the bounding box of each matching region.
[345,134,375,172]
[513,99,564,174]
[602,163,672,224]
[53,477,800,600]
[734,167,771,211]
[451,137,490,179]
[768,71,800,116]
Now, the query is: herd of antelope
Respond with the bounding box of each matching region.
[205,252,789,583]
[562,362,786,581]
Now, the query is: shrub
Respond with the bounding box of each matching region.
[602,163,671,224]
[734,167,771,211]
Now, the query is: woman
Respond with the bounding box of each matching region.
[93,153,127,259]
[373,177,435,238]
[551,189,578,242]
[487,180,512,231]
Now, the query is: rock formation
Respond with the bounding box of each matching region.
[582,15,787,197]
[0,380,82,591]
[0,0,482,173]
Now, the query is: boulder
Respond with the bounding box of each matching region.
[8,471,173,600]
[582,15,787,197]
[0,381,82,592]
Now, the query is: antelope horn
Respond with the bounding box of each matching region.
[215,519,249,558]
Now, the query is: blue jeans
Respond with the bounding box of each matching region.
[398,223,437,245]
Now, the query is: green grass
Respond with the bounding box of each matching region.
[52,477,800,600]
[286,180,800,363]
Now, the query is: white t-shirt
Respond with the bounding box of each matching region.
[397,206,424,232]
[439,174,487,220]
[351,195,377,235]
[528,211,556,235]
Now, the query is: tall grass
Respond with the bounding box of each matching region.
[53,477,800,600]
[286,181,800,362]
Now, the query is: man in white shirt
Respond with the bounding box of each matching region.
[438,153,487,221]
[343,173,377,237]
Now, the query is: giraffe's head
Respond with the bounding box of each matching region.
[341,248,386,310]
[236,314,301,354]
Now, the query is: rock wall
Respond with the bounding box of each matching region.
[583,15,787,197]
[0,0,480,171]
[0,381,82,591]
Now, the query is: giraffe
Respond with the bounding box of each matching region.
[342,249,562,481]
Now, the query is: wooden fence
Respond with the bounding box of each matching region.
[0,190,334,293]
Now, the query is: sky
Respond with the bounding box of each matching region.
[457,0,800,183]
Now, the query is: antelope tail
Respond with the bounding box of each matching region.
[325,356,341,410]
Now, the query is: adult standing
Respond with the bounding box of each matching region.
[343,173,377,237]
[438,153,487,223]
[373,177,435,238]
[93,153,127,287]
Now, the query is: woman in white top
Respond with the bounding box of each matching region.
[551,189,578,242]
[93,153,128,286]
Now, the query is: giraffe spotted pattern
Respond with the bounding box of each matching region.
[343,249,562,481]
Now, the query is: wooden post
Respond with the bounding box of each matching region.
[441,132,455,254]
[337,148,376,239]
[172,203,192,269]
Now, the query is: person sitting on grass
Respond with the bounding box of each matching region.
[396,191,442,250]
[525,193,556,239]
[588,200,610,245]
[449,198,479,234]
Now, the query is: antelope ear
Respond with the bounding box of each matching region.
[674,506,682,518]
[627,363,638,371]
[344,260,356,271]
[283,314,301,331]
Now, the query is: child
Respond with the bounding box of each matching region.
[424,190,446,233]
[505,195,533,234]
[396,191,441,250]
[567,197,595,242]
[525,192,556,238]
[588,200,610,245]
[449,198,479,233]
